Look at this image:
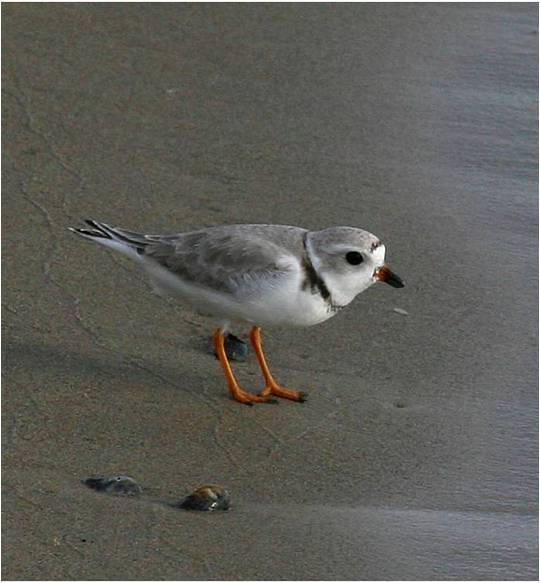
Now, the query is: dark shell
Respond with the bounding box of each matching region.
[178,484,230,511]
[208,333,249,362]
[82,475,143,496]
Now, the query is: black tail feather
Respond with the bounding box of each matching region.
[86,220,147,247]
[84,219,114,239]
[70,220,149,253]
[73,227,109,238]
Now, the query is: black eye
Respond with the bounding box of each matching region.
[345,251,364,265]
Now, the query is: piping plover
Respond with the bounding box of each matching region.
[70,221,404,405]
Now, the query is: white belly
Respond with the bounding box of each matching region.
[142,258,338,328]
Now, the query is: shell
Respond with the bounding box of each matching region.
[178,484,230,511]
[83,475,143,496]
[208,333,249,362]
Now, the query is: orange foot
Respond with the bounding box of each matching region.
[213,328,277,405]
[250,326,308,403]
[260,383,308,402]
[213,327,308,405]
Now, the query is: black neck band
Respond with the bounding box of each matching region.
[302,234,331,301]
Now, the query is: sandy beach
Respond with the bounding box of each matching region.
[2,3,538,579]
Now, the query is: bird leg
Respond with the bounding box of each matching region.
[213,328,275,405]
[249,326,307,402]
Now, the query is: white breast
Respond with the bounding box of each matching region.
[141,253,337,328]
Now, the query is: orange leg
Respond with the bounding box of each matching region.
[213,328,276,405]
[249,326,307,402]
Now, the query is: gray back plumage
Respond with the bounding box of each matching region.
[143,224,307,296]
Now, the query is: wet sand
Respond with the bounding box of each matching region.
[2,3,538,580]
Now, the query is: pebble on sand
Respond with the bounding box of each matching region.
[393,307,409,316]
[82,475,143,496]
[208,333,249,362]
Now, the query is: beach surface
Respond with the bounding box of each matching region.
[2,3,538,579]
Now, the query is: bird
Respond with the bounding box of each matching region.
[69,221,404,405]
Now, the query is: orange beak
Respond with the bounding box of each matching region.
[376,264,404,288]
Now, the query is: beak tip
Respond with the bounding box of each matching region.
[378,265,404,288]
[387,276,404,289]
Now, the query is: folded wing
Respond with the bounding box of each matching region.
[144,229,300,298]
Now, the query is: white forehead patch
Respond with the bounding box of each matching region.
[372,244,386,265]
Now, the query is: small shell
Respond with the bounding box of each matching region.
[82,475,143,496]
[393,307,409,316]
[178,484,230,511]
[208,333,249,362]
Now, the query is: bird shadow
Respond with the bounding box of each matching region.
[2,337,211,401]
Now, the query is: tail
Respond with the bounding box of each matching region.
[69,220,150,259]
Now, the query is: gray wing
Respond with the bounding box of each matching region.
[143,227,302,297]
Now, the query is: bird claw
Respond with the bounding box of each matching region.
[261,396,279,404]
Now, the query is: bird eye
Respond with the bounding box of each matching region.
[345,251,364,265]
